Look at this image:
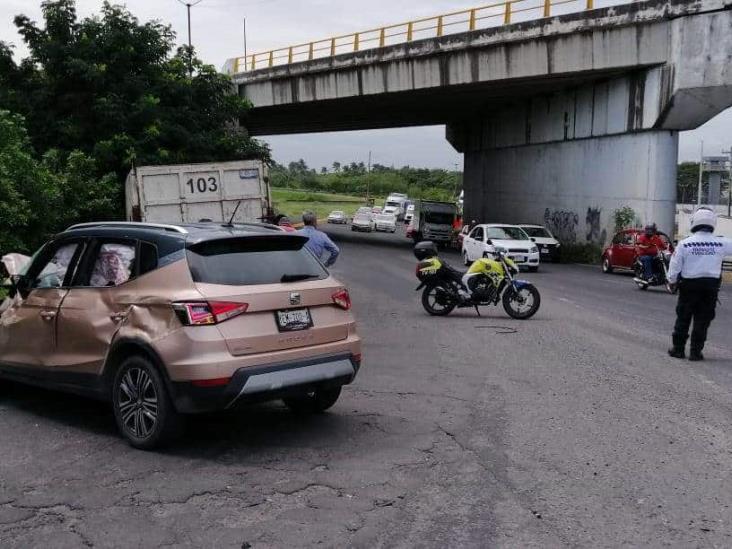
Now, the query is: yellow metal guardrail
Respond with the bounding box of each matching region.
[232,0,600,73]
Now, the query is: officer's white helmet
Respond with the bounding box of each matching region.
[690,207,717,232]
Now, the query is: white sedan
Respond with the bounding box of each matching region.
[462,224,541,271]
[327,210,348,224]
[374,213,397,233]
[351,212,375,232]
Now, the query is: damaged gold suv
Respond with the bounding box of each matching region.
[0,222,362,449]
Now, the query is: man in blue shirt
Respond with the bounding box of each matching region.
[298,212,340,267]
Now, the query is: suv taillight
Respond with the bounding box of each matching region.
[173,301,249,326]
[332,289,351,311]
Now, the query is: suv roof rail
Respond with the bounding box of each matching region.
[66,222,188,234]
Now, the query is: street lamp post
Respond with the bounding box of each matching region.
[723,145,732,217]
[177,0,203,76]
[697,140,704,206]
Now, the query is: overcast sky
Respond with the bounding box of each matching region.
[1,0,729,170]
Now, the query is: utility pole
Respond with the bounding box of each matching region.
[177,0,203,76]
[243,17,248,61]
[366,151,372,204]
[453,162,460,199]
[723,145,732,217]
[697,140,705,206]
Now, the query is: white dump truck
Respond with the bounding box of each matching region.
[125,160,271,224]
[408,200,458,244]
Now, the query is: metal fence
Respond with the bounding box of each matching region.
[724,260,732,273]
[231,0,621,73]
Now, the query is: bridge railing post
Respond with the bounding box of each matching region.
[543,0,551,17]
[330,38,336,56]
[586,0,594,9]
[469,9,476,31]
[354,33,360,51]
[268,51,274,67]
[504,2,512,24]
[379,28,386,47]
[407,21,414,41]
[437,16,444,37]
[308,42,314,60]
[251,54,255,70]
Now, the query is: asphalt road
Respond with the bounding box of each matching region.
[1,224,732,548]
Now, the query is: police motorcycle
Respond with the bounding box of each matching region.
[633,248,675,293]
[413,241,541,319]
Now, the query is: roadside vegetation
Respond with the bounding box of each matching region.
[271,160,460,202]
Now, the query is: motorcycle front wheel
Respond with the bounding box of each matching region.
[421,285,457,316]
[502,284,541,320]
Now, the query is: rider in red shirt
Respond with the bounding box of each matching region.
[636,224,667,280]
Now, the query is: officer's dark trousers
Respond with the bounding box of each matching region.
[672,278,720,353]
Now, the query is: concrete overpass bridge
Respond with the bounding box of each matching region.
[226,0,732,242]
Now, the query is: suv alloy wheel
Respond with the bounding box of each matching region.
[112,355,181,449]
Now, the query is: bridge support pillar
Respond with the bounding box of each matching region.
[446,69,685,245]
[458,131,678,245]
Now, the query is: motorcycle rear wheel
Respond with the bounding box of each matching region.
[502,284,541,320]
[421,285,457,316]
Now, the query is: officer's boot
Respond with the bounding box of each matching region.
[668,335,686,359]
[689,341,705,362]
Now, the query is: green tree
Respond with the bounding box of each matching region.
[613,206,637,233]
[3,0,269,185]
[0,110,124,255]
[0,110,59,253]
[677,162,705,204]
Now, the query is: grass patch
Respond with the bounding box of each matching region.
[271,188,384,220]
[272,188,379,204]
[274,200,367,220]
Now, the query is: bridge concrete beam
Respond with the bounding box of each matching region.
[233,0,732,136]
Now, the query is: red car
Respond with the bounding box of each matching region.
[601,228,674,273]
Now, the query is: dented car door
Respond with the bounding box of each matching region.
[0,242,83,369]
[55,239,139,375]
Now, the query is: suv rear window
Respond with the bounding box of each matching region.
[186,236,328,286]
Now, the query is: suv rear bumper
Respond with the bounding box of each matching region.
[170,353,361,414]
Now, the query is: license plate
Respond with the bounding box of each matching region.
[540,248,550,254]
[276,308,312,332]
[511,256,525,263]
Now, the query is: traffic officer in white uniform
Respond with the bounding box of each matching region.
[667,207,732,361]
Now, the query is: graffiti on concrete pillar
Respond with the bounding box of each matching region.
[585,207,607,244]
[544,208,579,243]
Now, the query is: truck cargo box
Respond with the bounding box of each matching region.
[125,160,270,224]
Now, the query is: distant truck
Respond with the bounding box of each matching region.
[383,193,409,220]
[125,160,271,224]
[407,200,458,244]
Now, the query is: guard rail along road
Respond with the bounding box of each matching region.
[229,0,615,73]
